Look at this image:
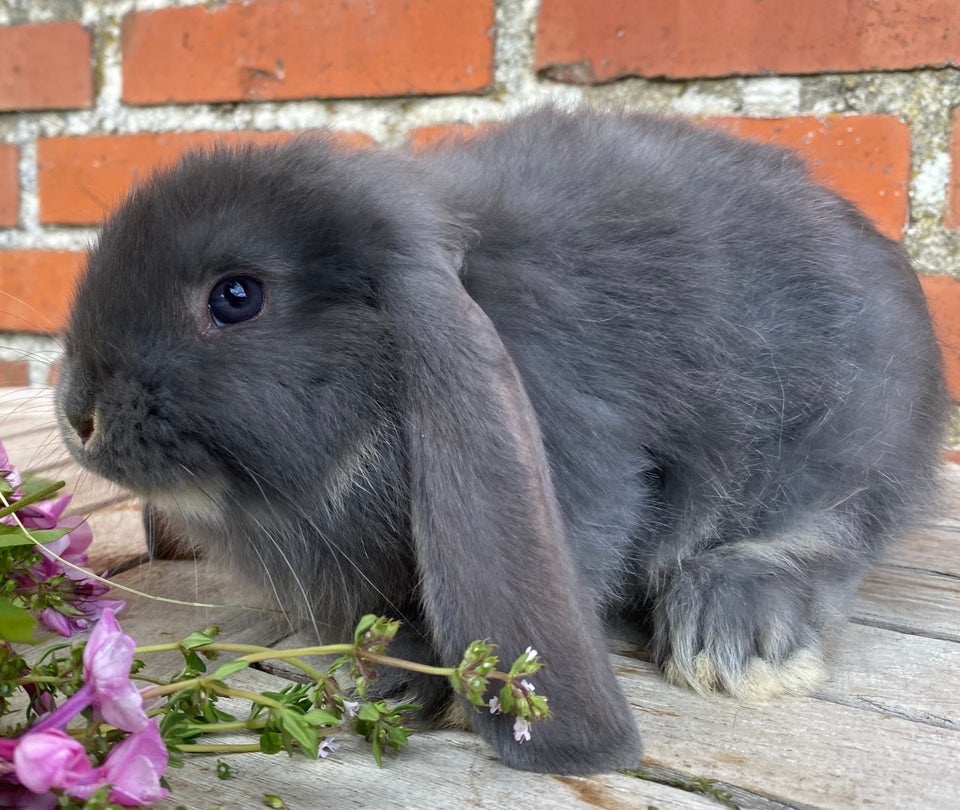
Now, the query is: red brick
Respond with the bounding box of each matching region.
[408,122,494,150]
[122,1,494,105]
[710,116,909,241]
[918,274,960,401]
[46,360,61,387]
[0,144,16,227]
[0,22,93,110]
[536,0,960,81]
[0,361,29,387]
[945,110,960,231]
[38,130,373,226]
[0,251,84,333]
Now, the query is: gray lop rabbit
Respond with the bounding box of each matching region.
[56,108,947,774]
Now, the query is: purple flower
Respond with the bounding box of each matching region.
[12,730,92,794]
[82,610,148,733]
[17,495,72,532]
[68,720,169,806]
[9,722,169,807]
[31,514,125,638]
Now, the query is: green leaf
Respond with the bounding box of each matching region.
[387,725,410,747]
[263,795,285,809]
[180,630,216,650]
[357,702,380,723]
[209,660,249,681]
[280,710,318,759]
[183,651,207,674]
[0,524,68,548]
[302,708,340,727]
[0,598,37,643]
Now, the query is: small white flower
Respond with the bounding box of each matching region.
[513,717,532,743]
[341,700,360,718]
[488,696,501,714]
[520,679,535,692]
[524,646,538,663]
[319,737,341,758]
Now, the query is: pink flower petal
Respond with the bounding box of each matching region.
[82,610,148,732]
[68,721,168,807]
[38,608,74,637]
[13,730,95,794]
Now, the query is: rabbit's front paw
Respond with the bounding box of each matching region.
[652,556,828,702]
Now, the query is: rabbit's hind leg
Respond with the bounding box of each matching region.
[648,514,867,702]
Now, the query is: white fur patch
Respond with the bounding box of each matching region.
[149,485,224,526]
[664,647,826,702]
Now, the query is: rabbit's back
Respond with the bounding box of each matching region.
[424,109,946,604]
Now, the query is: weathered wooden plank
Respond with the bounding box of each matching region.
[150,669,716,810]
[884,526,960,578]
[156,729,725,810]
[822,623,960,729]
[933,463,960,528]
[616,656,960,810]
[854,566,960,642]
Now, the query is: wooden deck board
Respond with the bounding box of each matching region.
[3,388,959,810]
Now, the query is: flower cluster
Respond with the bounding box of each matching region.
[1,441,123,639]
[453,642,551,744]
[1,610,168,805]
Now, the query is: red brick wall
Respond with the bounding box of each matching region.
[1,1,959,399]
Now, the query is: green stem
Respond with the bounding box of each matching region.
[0,481,66,519]
[17,675,63,685]
[214,685,286,710]
[192,719,267,733]
[142,677,201,699]
[176,743,263,754]
[134,641,327,682]
[362,652,455,679]
[140,678,286,711]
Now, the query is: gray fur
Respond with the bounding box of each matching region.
[55,108,947,774]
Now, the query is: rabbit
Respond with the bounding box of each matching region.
[55,107,947,775]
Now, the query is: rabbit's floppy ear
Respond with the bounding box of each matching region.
[382,246,641,774]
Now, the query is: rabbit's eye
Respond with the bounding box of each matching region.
[208,277,263,326]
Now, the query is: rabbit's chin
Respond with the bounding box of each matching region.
[143,483,226,529]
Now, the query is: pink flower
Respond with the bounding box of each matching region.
[82,610,148,733]
[18,495,72,531]
[9,723,168,807]
[12,730,93,794]
[68,720,169,806]
[29,514,125,638]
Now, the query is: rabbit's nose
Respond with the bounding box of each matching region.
[67,408,97,447]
